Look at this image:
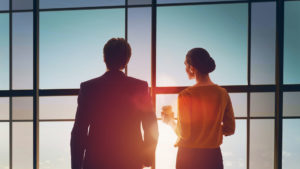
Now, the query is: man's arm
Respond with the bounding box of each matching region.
[70,83,90,169]
[140,82,159,167]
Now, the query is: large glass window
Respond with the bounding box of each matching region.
[250,92,275,117]
[0,97,9,120]
[0,122,9,169]
[283,119,300,169]
[283,92,300,117]
[0,0,9,11]
[40,122,73,169]
[0,13,9,90]
[12,97,33,120]
[39,0,124,9]
[157,4,248,86]
[12,12,33,90]
[127,7,151,84]
[251,2,276,85]
[40,9,125,89]
[284,1,300,84]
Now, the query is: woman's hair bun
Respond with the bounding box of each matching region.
[186,48,216,74]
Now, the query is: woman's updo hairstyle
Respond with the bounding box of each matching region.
[186,48,216,74]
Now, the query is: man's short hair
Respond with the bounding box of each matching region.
[103,38,131,70]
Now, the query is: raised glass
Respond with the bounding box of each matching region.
[12,0,33,10]
[0,13,9,90]
[0,123,9,169]
[40,9,125,89]
[156,94,178,118]
[250,119,274,169]
[284,1,300,84]
[157,4,248,86]
[283,92,300,117]
[283,119,300,169]
[12,97,33,120]
[127,7,151,85]
[0,97,9,120]
[40,122,73,169]
[40,0,124,9]
[251,2,276,84]
[12,12,33,90]
[39,96,77,120]
[13,122,33,169]
[250,92,275,117]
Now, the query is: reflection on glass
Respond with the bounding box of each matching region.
[156,94,178,118]
[0,123,9,169]
[251,2,276,85]
[284,2,300,84]
[221,120,246,169]
[0,97,9,120]
[12,12,33,90]
[0,13,9,90]
[229,93,247,117]
[128,0,151,5]
[283,92,300,117]
[128,7,151,84]
[12,0,33,10]
[250,119,274,169]
[12,97,33,120]
[250,92,275,117]
[40,122,73,169]
[0,0,9,10]
[157,4,248,86]
[40,96,77,120]
[283,119,300,169]
[40,9,125,89]
[13,122,33,169]
[40,0,124,9]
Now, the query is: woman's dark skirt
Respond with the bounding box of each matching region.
[176,147,223,169]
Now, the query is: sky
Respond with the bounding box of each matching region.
[0,1,300,169]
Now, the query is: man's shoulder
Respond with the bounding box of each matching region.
[125,76,148,88]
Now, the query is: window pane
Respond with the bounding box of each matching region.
[284,2,300,84]
[128,0,151,5]
[158,0,245,4]
[250,119,274,169]
[128,8,151,84]
[13,122,33,169]
[157,4,248,86]
[0,13,9,90]
[12,97,33,120]
[0,97,9,120]
[12,12,33,90]
[40,0,124,9]
[40,9,125,89]
[156,121,177,169]
[221,120,246,169]
[251,2,276,84]
[283,92,300,117]
[283,119,300,169]
[40,122,73,169]
[230,93,247,117]
[0,123,9,169]
[0,0,9,10]
[12,0,33,10]
[40,96,77,120]
[156,94,178,118]
[250,92,275,117]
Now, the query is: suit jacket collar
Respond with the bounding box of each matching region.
[103,70,126,78]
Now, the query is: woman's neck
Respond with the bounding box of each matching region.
[195,73,214,86]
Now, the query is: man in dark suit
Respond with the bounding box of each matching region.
[70,38,159,169]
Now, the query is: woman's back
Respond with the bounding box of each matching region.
[175,84,235,148]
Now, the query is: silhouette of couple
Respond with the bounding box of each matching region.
[71,38,235,169]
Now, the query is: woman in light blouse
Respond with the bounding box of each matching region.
[163,48,235,169]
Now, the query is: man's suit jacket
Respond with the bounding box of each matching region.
[70,70,159,169]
